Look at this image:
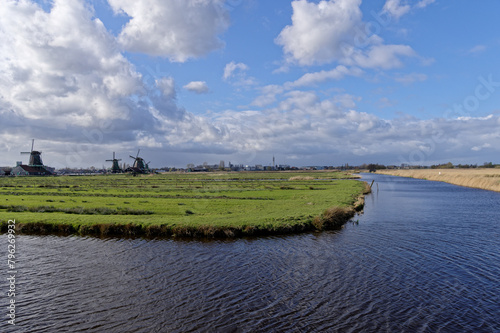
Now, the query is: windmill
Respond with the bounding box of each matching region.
[129,149,147,173]
[106,152,122,173]
[21,139,44,166]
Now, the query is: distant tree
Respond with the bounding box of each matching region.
[368,164,377,173]
[483,162,494,168]
[433,162,454,169]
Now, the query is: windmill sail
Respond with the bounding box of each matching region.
[128,149,148,173]
[106,152,122,173]
[20,139,44,166]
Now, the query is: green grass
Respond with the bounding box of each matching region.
[0,171,368,237]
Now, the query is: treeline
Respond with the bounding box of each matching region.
[360,162,499,171]
[431,162,499,169]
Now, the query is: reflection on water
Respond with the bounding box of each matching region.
[1,174,499,332]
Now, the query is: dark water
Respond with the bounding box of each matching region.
[1,174,499,332]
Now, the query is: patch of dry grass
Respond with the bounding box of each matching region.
[378,169,500,192]
[289,176,315,181]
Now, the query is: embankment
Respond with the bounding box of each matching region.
[0,188,369,239]
[378,169,500,192]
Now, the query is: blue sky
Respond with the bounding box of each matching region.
[1,0,500,169]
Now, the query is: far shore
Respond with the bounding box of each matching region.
[377,168,500,192]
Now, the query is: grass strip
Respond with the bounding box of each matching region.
[0,171,369,239]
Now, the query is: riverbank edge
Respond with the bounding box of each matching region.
[0,182,371,239]
[377,169,500,193]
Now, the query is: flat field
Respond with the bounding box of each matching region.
[378,168,500,192]
[0,171,368,237]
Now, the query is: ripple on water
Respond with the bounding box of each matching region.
[1,174,499,332]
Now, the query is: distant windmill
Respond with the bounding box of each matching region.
[106,152,122,173]
[129,149,147,173]
[20,139,44,166]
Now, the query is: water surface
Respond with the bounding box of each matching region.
[1,174,499,332]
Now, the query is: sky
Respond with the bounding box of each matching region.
[1,0,500,169]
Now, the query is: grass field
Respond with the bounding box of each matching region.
[378,168,500,192]
[0,171,369,238]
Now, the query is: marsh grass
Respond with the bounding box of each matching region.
[312,207,356,230]
[0,171,366,238]
[379,169,500,192]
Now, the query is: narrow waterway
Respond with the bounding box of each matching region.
[1,174,499,332]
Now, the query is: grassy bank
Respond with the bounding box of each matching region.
[0,171,369,238]
[378,169,500,192]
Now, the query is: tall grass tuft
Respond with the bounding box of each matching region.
[312,206,355,230]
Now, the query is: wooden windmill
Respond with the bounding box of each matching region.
[106,152,122,173]
[20,139,44,166]
[129,149,147,173]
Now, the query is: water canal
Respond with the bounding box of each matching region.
[1,174,499,332]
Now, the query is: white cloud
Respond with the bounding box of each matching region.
[276,0,363,66]
[223,62,249,80]
[183,81,210,94]
[251,85,285,107]
[344,44,416,69]
[286,66,364,88]
[276,0,417,70]
[471,143,491,152]
[383,0,435,19]
[415,0,436,9]
[221,89,500,166]
[0,0,142,126]
[156,77,176,99]
[468,45,487,55]
[378,97,397,108]
[252,66,363,107]
[1,0,498,169]
[395,72,428,84]
[0,0,224,167]
[222,61,256,87]
[108,0,230,62]
[383,0,410,19]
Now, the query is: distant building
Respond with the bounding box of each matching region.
[0,168,5,176]
[277,164,290,170]
[11,165,53,176]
